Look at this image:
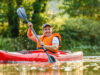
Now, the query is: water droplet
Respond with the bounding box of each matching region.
[93,67,98,70]
[91,63,98,66]
[64,67,72,71]
[30,67,37,70]
[52,67,57,70]
[39,68,45,71]
[22,67,26,70]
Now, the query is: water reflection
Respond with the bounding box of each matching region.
[1,58,100,75]
[83,62,100,75]
[1,56,100,75]
[0,61,83,75]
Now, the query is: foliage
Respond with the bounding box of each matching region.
[6,0,22,37]
[31,0,49,34]
[49,15,100,54]
[60,0,100,19]
[0,0,49,37]
[0,0,50,51]
[0,36,36,52]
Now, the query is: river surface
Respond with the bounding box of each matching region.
[0,56,100,75]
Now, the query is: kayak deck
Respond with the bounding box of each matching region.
[0,50,83,63]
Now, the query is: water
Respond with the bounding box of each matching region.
[0,56,100,75]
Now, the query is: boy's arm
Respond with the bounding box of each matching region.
[27,22,38,42]
[27,28,38,42]
[44,43,59,51]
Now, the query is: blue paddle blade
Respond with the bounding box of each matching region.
[17,7,28,22]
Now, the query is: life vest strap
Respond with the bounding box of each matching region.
[37,47,43,49]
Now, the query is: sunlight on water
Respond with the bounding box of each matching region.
[0,56,100,75]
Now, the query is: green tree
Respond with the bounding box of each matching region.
[6,0,23,37]
[60,0,100,19]
[31,0,49,34]
[0,0,8,37]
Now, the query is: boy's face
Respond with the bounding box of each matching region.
[42,26,52,37]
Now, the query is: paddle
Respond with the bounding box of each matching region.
[17,7,56,63]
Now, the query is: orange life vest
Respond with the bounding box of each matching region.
[37,33,61,53]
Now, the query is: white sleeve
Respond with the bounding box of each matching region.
[52,37,59,45]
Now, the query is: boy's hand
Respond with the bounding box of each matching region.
[40,42,44,46]
[28,22,33,27]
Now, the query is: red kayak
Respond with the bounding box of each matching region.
[0,50,83,63]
